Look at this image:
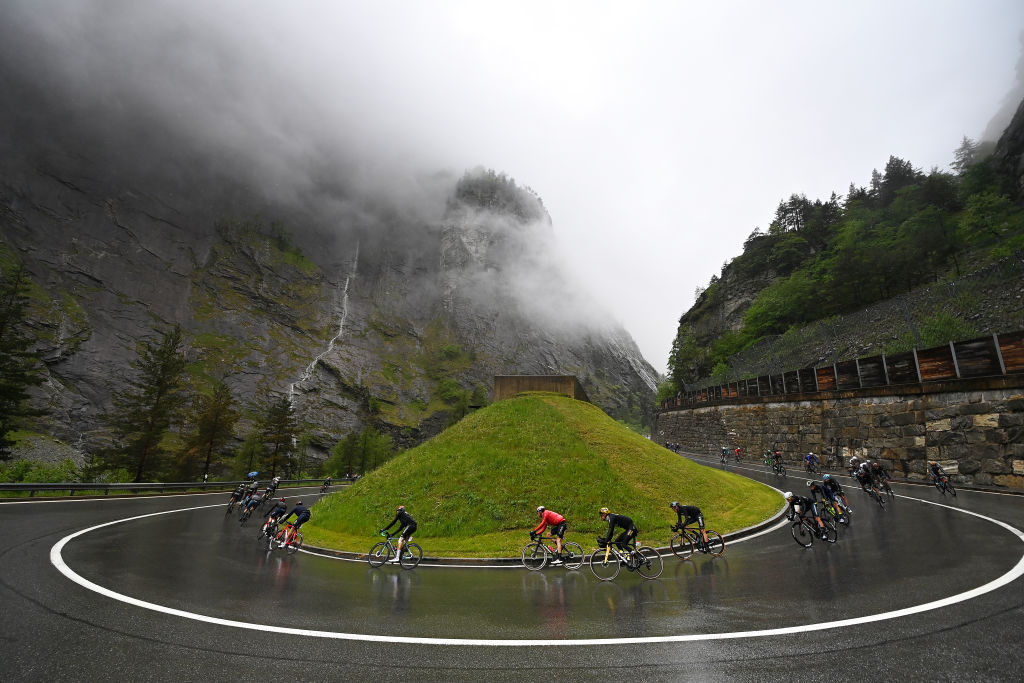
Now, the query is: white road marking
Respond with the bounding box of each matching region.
[50,493,1024,646]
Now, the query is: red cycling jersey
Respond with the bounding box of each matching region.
[533,509,566,534]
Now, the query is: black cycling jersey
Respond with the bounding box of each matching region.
[268,502,287,518]
[807,483,827,501]
[384,509,416,531]
[823,478,844,495]
[674,505,704,529]
[786,496,818,518]
[599,513,637,549]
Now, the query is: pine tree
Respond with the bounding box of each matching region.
[0,262,45,459]
[105,325,189,481]
[260,394,296,478]
[182,381,238,479]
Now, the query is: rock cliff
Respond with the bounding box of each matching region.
[0,99,656,462]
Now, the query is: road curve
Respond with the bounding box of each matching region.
[3,465,1023,681]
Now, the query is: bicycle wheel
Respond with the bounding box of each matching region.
[947,482,957,497]
[286,532,303,554]
[821,519,838,543]
[791,520,814,548]
[779,464,787,477]
[635,546,664,580]
[521,542,547,571]
[225,500,235,515]
[704,530,725,557]
[271,527,290,551]
[561,542,585,570]
[874,490,886,510]
[367,541,391,567]
[399,543,422,569]
[589,549,621,581]
[670,532,695,560]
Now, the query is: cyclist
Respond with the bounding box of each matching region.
[380,505,417,563]
[228,482,246,507]
[597,507,637,550]
[848,455,861,476]
[669,501,708,545]
[822,473,852,516]
[927,460,948,485]
[771,449,783,468]
[277,500,311,547]
[804,452,819,473]
[261,497,288,534]
[720,446,728,463]
[265,476,281,498]
[240,489,263,519]
[531,505,567,563]
[871,461,890,486]
[322,475,332,491]
[784,491,828,538]
[734,446,742,461]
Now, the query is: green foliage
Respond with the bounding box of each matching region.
[918,312,978,348]
[0,259,46,459]
[303,394,780,557]
[323,426,395,477]
[669,144,1024,389]
[451,168,547,223]
[178,382,238,480]
[0,458,79,483]
[97,325,190,481]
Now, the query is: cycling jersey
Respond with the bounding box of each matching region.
[674,505,704,529]
[383,508,417,540]
[807,483,828,502]
[533,509,566,535]
[244,493,262,510]
[600,513,637,548]
[823,478,844,495]
[281,502,311,528]
[786,496,818,519]
[268,502,287,519]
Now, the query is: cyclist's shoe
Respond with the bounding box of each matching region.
[549,558,563,566]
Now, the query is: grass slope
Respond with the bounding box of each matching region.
[304,393,781,556]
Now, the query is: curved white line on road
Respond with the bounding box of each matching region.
[50,495,1024,646]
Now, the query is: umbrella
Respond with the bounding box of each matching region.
[247,471,259,478]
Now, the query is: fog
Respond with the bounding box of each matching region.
[2,1,1023,374]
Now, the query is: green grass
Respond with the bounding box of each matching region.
[304,393,781,557]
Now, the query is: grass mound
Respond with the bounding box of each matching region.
[304,393,781,557]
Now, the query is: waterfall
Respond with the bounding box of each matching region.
[288,241,359,405]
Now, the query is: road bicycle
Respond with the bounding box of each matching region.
[225,497,240,514]
[819,499,851,527]
[790,514,838,548]
[720,448,728,464]
[878,477,895,501]
[732,448,743,463]
[238,504,257,526]
[272,522,304,555]
[319,482,331,493]
[771,456,787,477]
[804,460,818,475]
[521,533,585,571]
[588,541,663,581]
[367,531,423,569]
[862,483,887,510]
[933,474,957,497]
[256,518,280,549]
[669,526,725,559]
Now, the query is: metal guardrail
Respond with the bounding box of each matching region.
[662,330,1024,411]
[0,477,357,497]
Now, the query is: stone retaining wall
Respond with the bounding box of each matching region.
[654,378,1024,489]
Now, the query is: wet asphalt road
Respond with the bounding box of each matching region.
[2,460,1022,682]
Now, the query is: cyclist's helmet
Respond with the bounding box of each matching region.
[823,474,831,481]
[599,506,610,517]
[806,480,814,488]
[536,506,545,513]
[784,491,794,500]
[279,497,286,502]
[872,461,881,468]
[669,501,679,508]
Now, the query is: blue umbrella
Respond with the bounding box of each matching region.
[247,471,259,478]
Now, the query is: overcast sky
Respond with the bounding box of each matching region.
[8,1,1024,375]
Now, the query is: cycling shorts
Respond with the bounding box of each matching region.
[550,521,567,538]
[400,522,417,540]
